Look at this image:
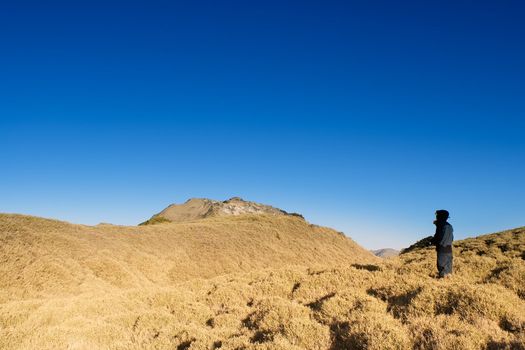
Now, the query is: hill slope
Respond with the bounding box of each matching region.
[0,213,374,301]
[0,212,523,350]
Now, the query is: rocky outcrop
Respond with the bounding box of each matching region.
[141,197,304,224]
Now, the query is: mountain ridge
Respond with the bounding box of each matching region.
[372,248,400,258]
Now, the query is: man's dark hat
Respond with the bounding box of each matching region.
[435,209,450,220]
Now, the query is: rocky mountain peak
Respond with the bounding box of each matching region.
[141,197,304,225]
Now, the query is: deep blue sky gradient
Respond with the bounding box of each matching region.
[1,1,524,249]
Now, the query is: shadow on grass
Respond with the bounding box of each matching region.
[351,264,382,272]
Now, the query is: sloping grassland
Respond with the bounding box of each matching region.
[0,214,523,349]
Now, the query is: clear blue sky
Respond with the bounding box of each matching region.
[1,1,524,249]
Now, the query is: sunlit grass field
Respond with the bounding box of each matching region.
[0,214,523,349]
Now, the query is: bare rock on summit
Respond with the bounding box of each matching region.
[141,197,303,224]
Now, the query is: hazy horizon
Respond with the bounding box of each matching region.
[1,195,521,251]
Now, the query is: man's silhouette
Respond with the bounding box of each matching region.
[431,210,454,278]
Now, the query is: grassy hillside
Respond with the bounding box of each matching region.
[0,213,374,301]
[0,214,523,349]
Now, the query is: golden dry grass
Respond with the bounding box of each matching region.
[0,214,524,349]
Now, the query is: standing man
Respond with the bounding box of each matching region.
[432,210,454,278]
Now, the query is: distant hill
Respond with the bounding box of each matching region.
[372,248,400,258]
[140,197,303,225]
